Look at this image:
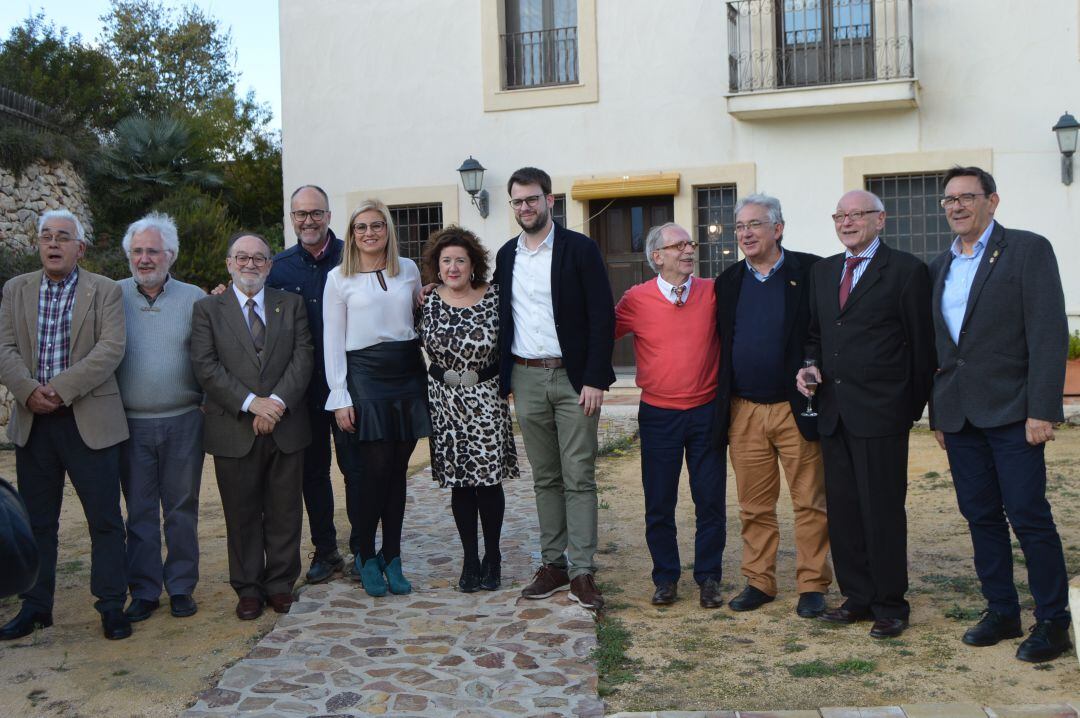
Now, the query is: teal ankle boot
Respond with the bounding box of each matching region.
[359,557,387,597]
[378,552,412,595]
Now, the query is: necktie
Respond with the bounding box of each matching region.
[246,298,265,353]
[673,284,686,307]
[838,257,867,310]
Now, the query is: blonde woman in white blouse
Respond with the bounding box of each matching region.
[323,199,431,597]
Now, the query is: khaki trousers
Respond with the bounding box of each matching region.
[512,364,599,578]
[728,397,831,596]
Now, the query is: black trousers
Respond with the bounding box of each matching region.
[302,403,338,557]
[15,410,127,614]
[819,419,910,620]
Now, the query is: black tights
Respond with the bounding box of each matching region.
[341,438,416,562]
[450,484,505,563]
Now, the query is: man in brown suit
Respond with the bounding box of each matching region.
[190,232,313,620]
[0,209,132,641]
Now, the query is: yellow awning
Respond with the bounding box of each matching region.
[570,173,680,200]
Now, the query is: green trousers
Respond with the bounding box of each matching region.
[512,364,599,578]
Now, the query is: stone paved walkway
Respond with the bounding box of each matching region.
[182,436,608,718]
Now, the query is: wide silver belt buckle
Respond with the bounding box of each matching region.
[443,369,478,387]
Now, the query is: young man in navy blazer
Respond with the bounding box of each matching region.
[493,166,615,610]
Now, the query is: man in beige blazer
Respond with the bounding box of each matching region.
[0,209,132,641]
[190,232,313,621]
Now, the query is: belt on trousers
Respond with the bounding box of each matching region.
[513,355,563,369]
[428,362,499,388]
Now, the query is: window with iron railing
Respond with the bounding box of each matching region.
[695,185,740,278]
[865,172,951,264]
[389,203,443,273]
[727,0,913,93]
[503,0,579,89]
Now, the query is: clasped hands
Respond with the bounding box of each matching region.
[27,384,63,414]
[250,396,285,435]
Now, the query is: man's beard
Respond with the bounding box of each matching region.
[515,205,550,233]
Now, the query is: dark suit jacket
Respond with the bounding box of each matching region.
[190,287,314,458]
[0,269,128,449]
[805,241,935,438]
[494,222,616,397]
[929,222,1067,432]
[714,249,822,447]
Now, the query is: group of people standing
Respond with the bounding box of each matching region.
[0,164,1072,666]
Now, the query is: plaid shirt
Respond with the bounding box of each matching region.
[36,267,80,383]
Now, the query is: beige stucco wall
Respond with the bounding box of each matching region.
[280,0,1080,325]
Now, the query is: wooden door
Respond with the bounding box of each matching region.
[590,196,674,369]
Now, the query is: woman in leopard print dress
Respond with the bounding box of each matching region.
[419,227,518,593]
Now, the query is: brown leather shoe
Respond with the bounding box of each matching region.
[568,573,604,610]
[236,596,263,621]
[267,593,294,614]
[819,605,872,624]
[521,565,570,599]
[699,578,723,609]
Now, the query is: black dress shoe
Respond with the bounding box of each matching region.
[819,605,872,624]
[699,578,723,609]
[169,594,198,618]
[305,550,344,584]
[458,557,482,593]
[962,609,1022,647]
[796,592,827,618]
[479,554,501,591]
[1016,619,1073,663]
[124,598,160,623]
[651,583,678,606]
[870,617,908,639]
[0,606,53,640]
[728,585,775,612]
[102,609,132,640]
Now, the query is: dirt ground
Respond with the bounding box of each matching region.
[594,426,1080,713]
[0,440,429,718]
[1,427,1077,717]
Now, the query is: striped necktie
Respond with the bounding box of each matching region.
[246,298,265,353]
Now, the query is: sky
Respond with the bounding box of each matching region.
[0,0,282,130]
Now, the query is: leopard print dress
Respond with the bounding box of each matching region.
[420,284,519,488]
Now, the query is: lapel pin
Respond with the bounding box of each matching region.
[989,257,995,264]
[992,249,999,257]
[789,280,797,286]
[275,307,281,313]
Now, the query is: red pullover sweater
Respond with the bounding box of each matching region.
[614,277,719,410]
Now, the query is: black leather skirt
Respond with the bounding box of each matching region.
[344,339,432,442]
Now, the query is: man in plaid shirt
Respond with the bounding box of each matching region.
[0,209,132,641]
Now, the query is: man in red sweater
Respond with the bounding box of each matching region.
[615,222,725,608]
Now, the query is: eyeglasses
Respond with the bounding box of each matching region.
[831,209,882,223]
[352,221,387,234]
[660,240,697,252]
[230,253,269,267]
[940,193,987,209]
[129,248,165,259]
[38,231,75,245]
[290,210,327,221]
[509,195,544,210]
[734,220,770,233]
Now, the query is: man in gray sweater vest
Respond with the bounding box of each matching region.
[116,213,206,622]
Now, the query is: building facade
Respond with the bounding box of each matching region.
[280,0,1080,368]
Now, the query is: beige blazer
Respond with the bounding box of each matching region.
[0,268,128,449]
[189,287,313,458]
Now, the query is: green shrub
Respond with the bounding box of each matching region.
[153,185,236,291]
[0,243,41,287]
[1069,330,1080,361]
[0,125,96,175]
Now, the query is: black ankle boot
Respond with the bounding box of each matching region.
[458,557,482,593]
[479,553,502,591]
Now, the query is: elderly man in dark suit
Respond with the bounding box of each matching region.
[191,232,313,621]
[797,190,934,640]
[929,166,1072,662]
[494,166,615,611]
[0,209,132,641]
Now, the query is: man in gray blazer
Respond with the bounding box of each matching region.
[929,166,1071,663]
[0,209,132,641]
[190,232,313,621]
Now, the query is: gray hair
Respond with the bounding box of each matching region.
[37,209,88,245]
[734,193,785,226]
[644,222,687,273]
[121,212,180,256]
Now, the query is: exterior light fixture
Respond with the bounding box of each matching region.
[457,156,489,218]
[1052,111,1080,185]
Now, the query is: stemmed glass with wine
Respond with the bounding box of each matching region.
[801,359,819,417]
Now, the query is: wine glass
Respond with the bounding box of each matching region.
[801,359,819,418]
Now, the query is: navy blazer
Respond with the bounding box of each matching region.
[929,222,1067,432]
[493,222,616,398]
[805,241,935,438]
[714,249,822,447]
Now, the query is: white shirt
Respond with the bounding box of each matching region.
[656,274,693,304]
[231,285,283,412]
[510,224,563,358]
[323,258,421,410]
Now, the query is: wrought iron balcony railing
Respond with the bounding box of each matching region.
[727,0,913,94]
[502,26,579,90]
